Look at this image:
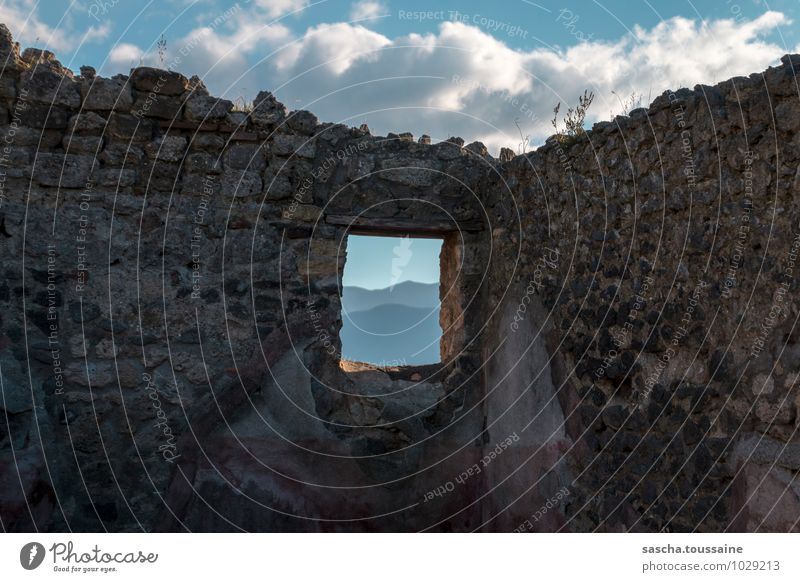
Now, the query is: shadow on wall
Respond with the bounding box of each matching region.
[482,288,575,532]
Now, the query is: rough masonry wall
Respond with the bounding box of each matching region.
[484,54,800,532]
[2,20,800,531]
[0,23,499,532]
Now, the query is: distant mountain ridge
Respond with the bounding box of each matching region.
[340,281,441,365]
[342,281,439,313]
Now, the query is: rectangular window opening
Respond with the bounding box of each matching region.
[340,233,444,368]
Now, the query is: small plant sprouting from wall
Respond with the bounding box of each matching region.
[157,34,167,67]
[515,118,531,155]
[232,96,253,112]
[551,89,594,143]
[611,90,644,116]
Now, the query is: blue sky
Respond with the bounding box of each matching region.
[2,0,798,151]
[343,235,442,289]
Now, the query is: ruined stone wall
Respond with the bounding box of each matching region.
[0,23,498,531]
[483,54,800,532]
[2,21,800,531]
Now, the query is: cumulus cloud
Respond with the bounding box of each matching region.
[107,5,292,92]
[0,1,74,51]
[251,0,310,19]
[82,22,112,43]
[274,22,391,74]
[0,0,114,55]
[109,43,144,68]
[350,1,388,22]
[244,11,794,152]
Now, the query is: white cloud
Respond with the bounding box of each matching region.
[106,5,293,89]
[251,0,310,19]
[0,1,73,51]
[83,22,112,43]
[0,0,115,55]
[274,22,391,74]
[109,43,144,67]
[244,10,793,152]
[350,1,388,22]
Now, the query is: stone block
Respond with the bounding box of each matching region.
[20,68,80,107]
[130,67,189,96]
[184,94,233,122]
[82,76,133,111]
[33,153,93,187]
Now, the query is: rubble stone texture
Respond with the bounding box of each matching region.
[1,24,799,531]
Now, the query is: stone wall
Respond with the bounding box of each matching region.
[482,54,800,532]
[1,22,800,531]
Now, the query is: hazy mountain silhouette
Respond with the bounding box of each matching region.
[341,282,441,365]
[342,281,439,312]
